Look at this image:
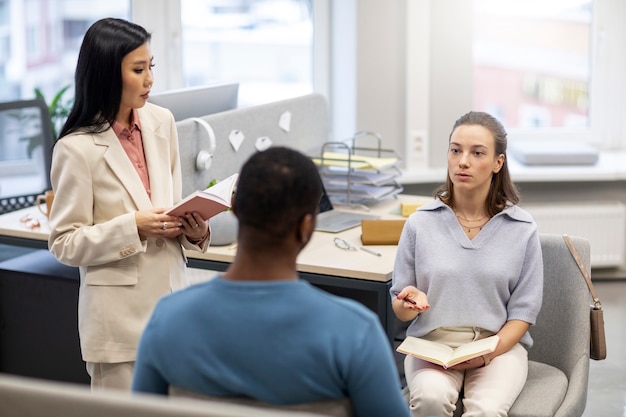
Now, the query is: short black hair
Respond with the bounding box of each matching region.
[235,147,322,238]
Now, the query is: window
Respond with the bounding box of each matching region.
[2,0,323,199]
[472,0,592,130]
[179,0,314,107]
[0,100,52,199]
[0,0,130,201]
[406,0,626,172]
[3,0,322,108]
[0,0,130,102]
[0,0,8,24]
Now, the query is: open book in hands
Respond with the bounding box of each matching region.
[165,173,239,220]
[396,334,499,369]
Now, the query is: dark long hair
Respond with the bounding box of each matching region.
[58,18,151,139]
[434,111,519,217]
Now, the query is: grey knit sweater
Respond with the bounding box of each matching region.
[391,199,543,347]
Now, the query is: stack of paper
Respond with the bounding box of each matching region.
[313,151,399,170]
[313,145,403,205]
[322,167,398,187]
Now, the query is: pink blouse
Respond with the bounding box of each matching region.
[112,109,151,197]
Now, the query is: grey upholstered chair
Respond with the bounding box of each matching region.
[169,386,353,417]
[0,373,332,417]
[506,233,591,417]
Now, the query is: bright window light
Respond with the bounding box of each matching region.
[472,0,592,129]
[180,0,314,107]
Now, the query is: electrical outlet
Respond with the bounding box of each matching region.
[405,129,428,170]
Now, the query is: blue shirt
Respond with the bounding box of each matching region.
[133,277,410,417]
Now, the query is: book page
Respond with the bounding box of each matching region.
[202,173,238,205]
[447,335,499,367]
[396,337,454,367]
[397,335,499,368]
[165,173,238,219]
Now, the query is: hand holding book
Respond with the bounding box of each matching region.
[396,335,500,369]
[166,173,239,220]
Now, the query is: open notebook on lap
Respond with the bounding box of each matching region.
[315,184,379,233]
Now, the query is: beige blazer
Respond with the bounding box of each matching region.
[48,103,207,363]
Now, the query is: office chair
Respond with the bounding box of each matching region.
[506,233,591,417]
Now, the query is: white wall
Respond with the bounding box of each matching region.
[355,0,406,156]
[328,0,407,153]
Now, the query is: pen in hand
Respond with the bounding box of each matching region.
[402,296,417,305]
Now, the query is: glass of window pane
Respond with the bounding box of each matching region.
[0,0,129,209]
[472,0,592,129]
[180,0,314,107]
[0,0,129,102]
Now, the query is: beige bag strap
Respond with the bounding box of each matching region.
[563,234,602,309]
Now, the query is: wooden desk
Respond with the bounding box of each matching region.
[0,196,432,342]
[0,207,50,249]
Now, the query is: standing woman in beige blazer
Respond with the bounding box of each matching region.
[48,18,210,391]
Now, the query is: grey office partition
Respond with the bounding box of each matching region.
[176,93,329,196]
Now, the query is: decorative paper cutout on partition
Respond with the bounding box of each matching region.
[279,111,292,132]
[255,136,272,151]
[228,130,245,152]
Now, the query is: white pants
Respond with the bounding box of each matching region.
[404,327,528,417]
[86,361,135,392]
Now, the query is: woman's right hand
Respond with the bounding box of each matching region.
[392,286,430,322]
[397,285,430,312]
[135,209,183,240]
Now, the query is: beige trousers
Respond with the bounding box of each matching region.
[86,361,135,392]
[404,327,528,417]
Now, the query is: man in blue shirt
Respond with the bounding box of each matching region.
[132,146,410,417]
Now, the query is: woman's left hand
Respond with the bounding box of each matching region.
[450,355,489,371]
[180,212,209,242]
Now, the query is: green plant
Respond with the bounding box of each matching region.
[34,84,73,141]
[16,84,73,158]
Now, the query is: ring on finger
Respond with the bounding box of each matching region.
[162,221,167,230]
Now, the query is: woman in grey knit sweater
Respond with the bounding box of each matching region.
[391,111,543,417]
